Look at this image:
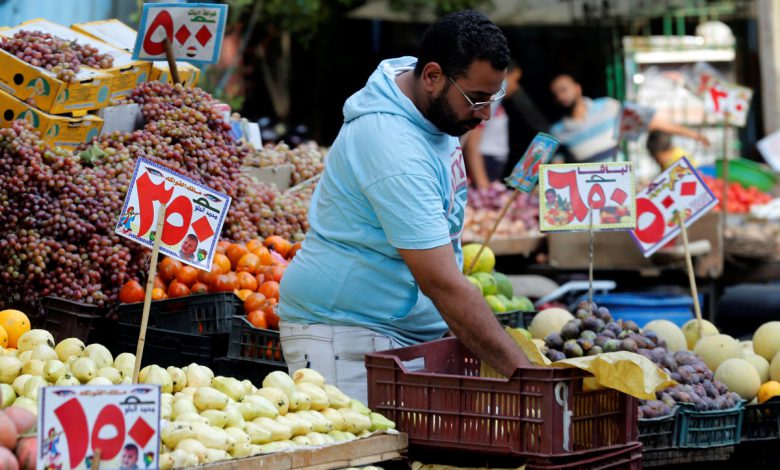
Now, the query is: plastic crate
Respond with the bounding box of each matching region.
[366,337,638,458]
[40,296,103,343]
[674,402,744,448]
[638,411,677,451]
[114,322,228,368]
[118,292,239,335]
[590,292,695,328]
[227,316,284,367]
[526,442,643,470]
[495,311,536,329]
[742,397,780,441]
[213,356,287,383]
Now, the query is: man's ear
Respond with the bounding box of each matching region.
[420,62,444,93]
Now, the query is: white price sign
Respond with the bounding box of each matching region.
[704,80,752,127]
[133,3,227,64]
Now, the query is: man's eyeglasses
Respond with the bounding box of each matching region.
[447,76,506,111]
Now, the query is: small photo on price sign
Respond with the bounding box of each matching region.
[539,162,636,232]
[38,385,161,470]
[630,157,717,257]
[505,132,559,193]
[115,157,231,271]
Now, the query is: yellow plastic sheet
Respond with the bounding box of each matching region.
[480,328,676,400]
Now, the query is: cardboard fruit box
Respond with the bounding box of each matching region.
[0,45,112,115]
[71,19,200,87]
[0,87,102,148]
[3,19,152,102]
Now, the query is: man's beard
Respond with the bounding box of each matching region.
[426,87,481,137]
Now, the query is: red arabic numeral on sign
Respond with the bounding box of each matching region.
[135,172,174,238]
[634,197,666,245]
[547,170,588,221]
[161,196,194,246]
[91,405,126,461]
[143,10,174,56]
[54,398,90,468]
[587,184,606,210]
[709,86,728,113]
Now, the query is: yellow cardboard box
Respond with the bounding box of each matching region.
[5,19,152,101]
[72,19,200,87]
[0,47,112,115]
[0,87,103,148]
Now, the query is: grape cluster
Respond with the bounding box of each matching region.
[0,81,319,310]
[244,142,326,186]
[463,182,539,241]
[0,30,114,83]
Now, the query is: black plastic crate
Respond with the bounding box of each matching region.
[227,316,284,367]
[742,397,780,441]
[495,310,537,329]
[212,356,287,383]
[118,292,240,335]
[115,322,228,369]
[41,296,103,343]
[638,410,677,451]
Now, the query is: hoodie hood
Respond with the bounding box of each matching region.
[343,56,442,135]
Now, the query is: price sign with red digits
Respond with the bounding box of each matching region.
[630,157,717,257]
[616,102,655,142]
[38,385,161,470]
[132,2,227,64]
[115,157,231,271]
[704,79,753,127]
[505,133,559,193]
[539,162,636,232]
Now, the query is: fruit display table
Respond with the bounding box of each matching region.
[201,432,407,470]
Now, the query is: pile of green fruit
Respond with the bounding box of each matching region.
[466,271,534,313]
[462,243,534,314]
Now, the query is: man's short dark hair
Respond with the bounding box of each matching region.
[414,10,509,79]
[646,131,673,157]
[185,233,198,242]
[124,444,138,453]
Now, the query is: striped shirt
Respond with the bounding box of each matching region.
[550,97,620,162]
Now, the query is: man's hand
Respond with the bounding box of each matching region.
[398,244,531,377]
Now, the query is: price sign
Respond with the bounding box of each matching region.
[115,157,231,270]
[505,132,559,192]
[539,162,636,232]
[616,102,655,142]
[38,385,161,470]
[630,157,717,257]
[704,80,753,127]
[132,2,228,64]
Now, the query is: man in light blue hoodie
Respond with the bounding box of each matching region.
[279,10,530,403]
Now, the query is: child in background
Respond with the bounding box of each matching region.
[646,130,697,170]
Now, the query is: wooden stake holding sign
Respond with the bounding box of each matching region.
[465,133,559,275]
[539,162,637,305]
[163,37,181,85]
[630,157,718,335]
[133,203,166,383]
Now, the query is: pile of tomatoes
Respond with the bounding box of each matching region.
[118,236,301,331]
[702,176,772,213]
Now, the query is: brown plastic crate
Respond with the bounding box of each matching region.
[527,442,643,470]
[366,337,637,458]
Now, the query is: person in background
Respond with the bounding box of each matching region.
[463,61,522,189]
[549,74,709,163]
[646,130,697,170]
